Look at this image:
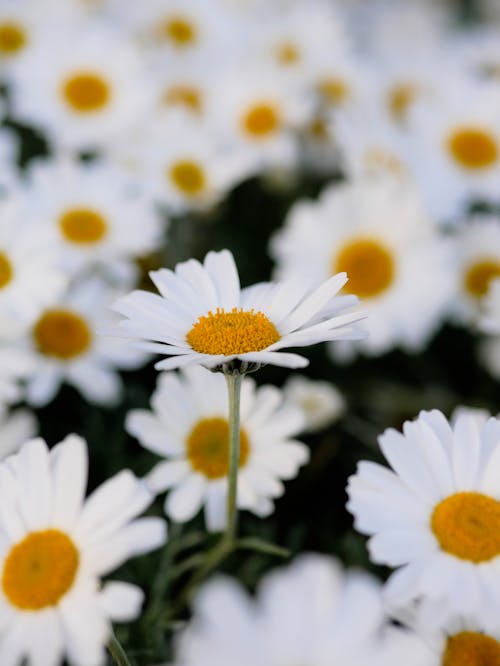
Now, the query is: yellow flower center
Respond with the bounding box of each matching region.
[161,16,197,47]
[318,77,350,106]
[186,307,280,356]
[387,83,417,122]
[33,309,92,360]
[443,632,500,666]
[363,147,406,176]
[2,529,79,610]
[162,84,202,113]
[447,127,499,170]
[169,160,206,195]
[0,252,13,289]
[464,259,500,299]
[334,238,395,299]
[308,116,329,140]
[61,71,111,113]
[59,208,108,245]
[431,492,500,563]
[0,21,26,55]
[242,103,282,139]
[275,41,300,65]
[187,417,250,479]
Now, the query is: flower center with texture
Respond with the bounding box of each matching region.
[187,417,250,479]
[334,238,395,299]
[387,83,417,122]
[34,309,92,360]
[0,252,13,289]
[61,71,111,113]
[169,160,206,195]
[442,631,500,666]
[318,77,350,106]
[431,492,500,562]
[447,126,498,170]
[161,16,197,47]
[186,307,280,356]
[2,529,79,610]
[59,208,108,245]
[464,259,500,299]
[163,84,202,113]
[242,103,281,139]
[275,41,300,65]
[0,22,26,55]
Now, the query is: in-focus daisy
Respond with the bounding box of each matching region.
[347,409,500,623]
[0,434,166,666]
[271,179,453,358]
[127,364,308,529]
[172,554,410,666]
[111,248,365,372]
[24,276,147,407]
[283,375,345,433]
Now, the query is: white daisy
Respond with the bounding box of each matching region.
[172,553,411,666]
[0,0,43,77]
[347,409,500,624]
[270,179,453,358]
[282,375,345,433]
[25,156,166,278]
[111,248,365,372]
[24,276,147,408]
[127,364,308,529]
[0,408,37,460]
[0,434,166,666]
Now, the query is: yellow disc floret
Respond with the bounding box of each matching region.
[187,417,250,479]
[464,259,500,299]
[163,84,202,113]
[186,307,280,356]
[447,127,499,170]
[161,16,197,47]
[334,238,395,299]
[387,83,417,122]
[34,309,92,360]
[443,631,500,666]
[169,160,206,196]
[242,103,281,139]
[61,71,111,113]
[0,252,13,289]
[59,208,108,245]
[318,77,350,106]
[2,529,79,610]
[431,492,500,563]
[275,41,301,65]
[0,22,26,56]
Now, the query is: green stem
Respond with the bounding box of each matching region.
[224,370,243,547]
[108,633,132,666]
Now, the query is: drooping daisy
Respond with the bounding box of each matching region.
[25,156,166,278]
[111,248,365,372]
[347,409,500,623]
[0,434,166,666]
[283,375,345,433]
[24,276,147,407]
[0,408,37,459]
[171,554,412,666]
[270,179,453,358]
[127,364,308,529]
[9,28,151,151]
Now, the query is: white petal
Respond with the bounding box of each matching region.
[99,581,144,622]
[166,473,206,522]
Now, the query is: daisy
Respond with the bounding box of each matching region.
[0,434,166,666]
[270,179,453,358]
[172,554,411,666]
[0,0,43,77]
[127,364,308,529]
[25,156,166,278]
[111,248,365,372]
[283,375,345,433]
[0,408,37,460]
[347,409,500,623]
[9,28,151,151]
[24,276,147,407]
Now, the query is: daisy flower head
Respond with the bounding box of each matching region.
[172,553,412,666]
[347,409,500,624]
[127,365,308,529]
[0,0,43,78]
[0,434,166,666]
[112,248,366,373]
[283,375,345,433]
[271,179,453,358]
[25,275,148,408]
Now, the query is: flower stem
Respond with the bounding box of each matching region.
[224,370,243,547]
[108,632,132,666]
